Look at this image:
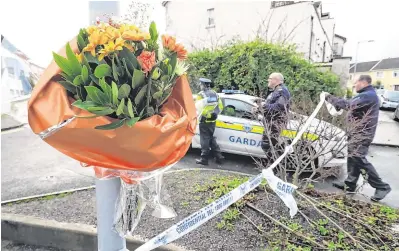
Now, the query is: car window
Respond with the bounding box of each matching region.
[376,90,385,95]
[221,98,254,119]
[386,91,399,101]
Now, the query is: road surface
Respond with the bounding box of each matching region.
[2,110,398,208]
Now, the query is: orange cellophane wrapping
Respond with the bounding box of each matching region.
[28,38,197,176]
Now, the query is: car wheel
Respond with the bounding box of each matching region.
[284,141,318,173]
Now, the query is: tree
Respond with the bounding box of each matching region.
[188,40,343,99]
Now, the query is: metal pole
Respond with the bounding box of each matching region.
[96,177,126,251]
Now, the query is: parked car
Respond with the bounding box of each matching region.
[192,91,347,169]
[377,90,399,109]
[393,104,399,122]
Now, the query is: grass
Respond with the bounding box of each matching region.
[192,174,399,250]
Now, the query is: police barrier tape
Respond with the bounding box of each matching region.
[135,94,333,251]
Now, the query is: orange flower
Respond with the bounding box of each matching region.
[137,51,156,73]
[162,35,187,59]
[162,35,176,51]
[174,44,188,60]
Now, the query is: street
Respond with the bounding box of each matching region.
[2,110,399,208]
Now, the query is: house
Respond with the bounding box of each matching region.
[333,34,346,58]
[163,1,342,63]
[1,35,45,112]
[348,57,399,92]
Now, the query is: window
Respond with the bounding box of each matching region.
[386,90,399,102]
[207,8,215,27]
[376,89,385,95]
[7,67,15,78]
[376,71,384,78]
[221,98,253,119]
[393,71,399,78]
[394,85,399,91]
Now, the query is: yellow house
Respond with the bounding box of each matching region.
[347,57,399,93]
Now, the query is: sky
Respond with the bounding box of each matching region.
[1,0,399,67]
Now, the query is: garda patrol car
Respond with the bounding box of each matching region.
[192,90,347,169]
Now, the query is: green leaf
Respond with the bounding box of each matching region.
[117,98,125,116]
[147,107,155,116]
[119,47,139,70]
[126,117,140,128]
[95,119,126,130]
[76,86,84,100]
[132,69,145,89]
[118,84,131,99]
[94,64,112,78]
[99,78,112,103]
[85,86,107,105]
[122,58,133,78]
[127,98,134,117]
[81,54,91,73]
[149,21,158,41]
[90,75,99,85]
[53,52,73,76]
[73,75,84,86]
[77,30,87,52]
[65,42,82,76]
[152,91,163,99]
[58,81,77,94]
[135,84,148,105]
[72,100,97,110]
[169,53,177,76]
[161,75,169,83]
[112,81,118,105]
[89,107,114,116]
[81,65,89,83]
[60,72,74,82]
[84,52,100,64]
[151,68,160,80]
[112,57,119,81]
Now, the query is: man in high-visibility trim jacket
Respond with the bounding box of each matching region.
[195,78,224,165]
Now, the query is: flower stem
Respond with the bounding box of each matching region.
[146,57,167,114]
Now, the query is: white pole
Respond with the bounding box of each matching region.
[88,3,125,250]
[96,177,126,251]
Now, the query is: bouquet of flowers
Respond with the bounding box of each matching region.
[52,20,189,130]
[28,19,197,236]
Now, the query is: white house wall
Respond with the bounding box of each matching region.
[165,1,334,62]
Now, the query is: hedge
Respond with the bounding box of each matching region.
[187,40,343,100]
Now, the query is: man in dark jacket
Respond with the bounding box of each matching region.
[253,72,291,165]
[325,75,391,201]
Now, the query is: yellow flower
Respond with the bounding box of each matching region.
[86,26,98,35]
[105,26,121,40]
[119,24,140,34]
[98,38,125,61]
[75,53,84,63]
[83,43,97,56]
[89,30,109,45]
[122,30,150,41]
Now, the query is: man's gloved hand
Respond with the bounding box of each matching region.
[320,91,331,101]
